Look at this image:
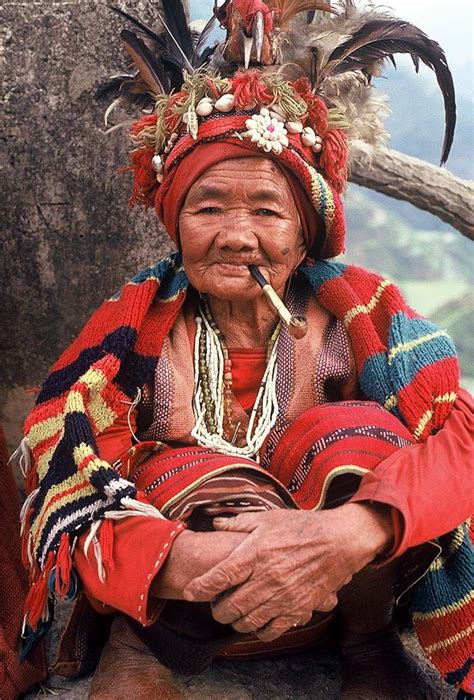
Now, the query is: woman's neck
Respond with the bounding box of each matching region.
[206,295,279,348]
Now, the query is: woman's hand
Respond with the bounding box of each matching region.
[183,503,394,641]
[150,529,247,600]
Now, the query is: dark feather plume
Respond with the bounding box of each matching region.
[107,3,163,45]
[192,13,219,67]
[96,73,137,102]
[120,29,168,95]
[319,19,456,163]
[156,0,194,72]
[104,0,219,100]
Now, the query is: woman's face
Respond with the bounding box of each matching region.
[178,157,306,302]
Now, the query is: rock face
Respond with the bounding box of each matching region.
[1,1,174,447]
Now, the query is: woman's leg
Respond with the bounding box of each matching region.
[337,559,438,699]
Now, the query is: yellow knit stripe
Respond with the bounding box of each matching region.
[414,392,457,439]
[414,410,433,441]
[76,366,118,432]
[343,280,392,327]
[65,389,86,415]
[88,394,117,434]
[448,520,471,554]
[425,623,474,655]
[384,394,397,410]
[73,442,99,467]
[37,445,57,482]
[388,330,449,365]
[80,366,107,392]
[412,591,474,621]
[27,415,64,451]
[31,445,105,544]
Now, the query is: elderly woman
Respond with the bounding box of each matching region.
[18,2,473,699]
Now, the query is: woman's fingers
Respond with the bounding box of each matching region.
[254,614,306,642]
[213,513,261,532]
[316,592,338,613]
[213,585,283,627]
[183,546,254,602]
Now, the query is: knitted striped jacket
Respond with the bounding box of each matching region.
[21,253,473,692]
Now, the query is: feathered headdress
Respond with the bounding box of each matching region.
[99,0,456,256]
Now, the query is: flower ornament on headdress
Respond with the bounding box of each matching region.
[100,0,456,258]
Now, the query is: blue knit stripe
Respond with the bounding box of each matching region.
[359,352,393,406]
[115,352,158,399]
[412,536,474,613]
[387,312,458,392]
[299,260,347,292]
[445,658,472,687]
[110,253,188,301]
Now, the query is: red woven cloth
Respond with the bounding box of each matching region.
[0,426,46,699]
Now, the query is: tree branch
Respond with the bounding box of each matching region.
[349,143,474,240]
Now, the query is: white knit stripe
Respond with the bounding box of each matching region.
[343,279,391,327]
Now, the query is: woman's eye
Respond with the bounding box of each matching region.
[198,206,220,214]
[255,208,278,217]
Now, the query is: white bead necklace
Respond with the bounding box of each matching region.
[191,306,281,461]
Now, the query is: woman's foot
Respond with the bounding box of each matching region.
[88,616,184,700]
[340,627,438,699]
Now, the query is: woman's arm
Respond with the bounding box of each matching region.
[350,388,474,557]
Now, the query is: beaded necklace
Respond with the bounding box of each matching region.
[191,300,282,461]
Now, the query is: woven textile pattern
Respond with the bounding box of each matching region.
[22,253,472,691]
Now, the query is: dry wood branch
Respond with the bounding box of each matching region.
[349,143,474,240]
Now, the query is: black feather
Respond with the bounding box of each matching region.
[120,29,169,95]
[192,13,218,67]
[156,0,193,69]
[96,73,137,102]
[107,3,163,45]
[96,74,156,113]
[324,19,456,164]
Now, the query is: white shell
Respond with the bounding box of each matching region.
[301,127,317,148]
[182,113,189,124]
[215,94,235,112]
[156,172,164,183]
[286,121,303,134]
[311,141,323,153]
[269,104,286,119]
[269,110,285,123]
[196,100,214,117]
[151,155,163,173]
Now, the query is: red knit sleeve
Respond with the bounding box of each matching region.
[350,388,474,559]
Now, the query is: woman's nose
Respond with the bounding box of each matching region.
[216,213,259,251]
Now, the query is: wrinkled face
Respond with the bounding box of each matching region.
[178,157,306,302]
